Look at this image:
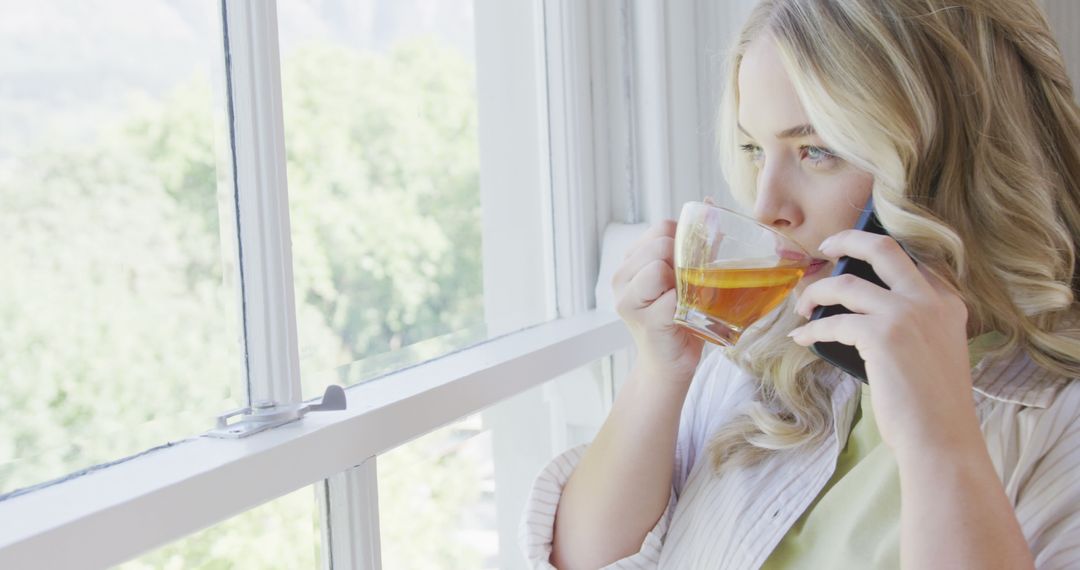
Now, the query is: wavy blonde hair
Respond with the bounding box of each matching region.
[710,0,1080,471]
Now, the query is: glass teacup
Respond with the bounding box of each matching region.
[673,201,811,346]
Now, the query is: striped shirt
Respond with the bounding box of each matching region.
[520,346,1080,569]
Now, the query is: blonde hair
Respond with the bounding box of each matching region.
[710,0,1080,470]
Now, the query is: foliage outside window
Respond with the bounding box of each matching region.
[2,1,488,566]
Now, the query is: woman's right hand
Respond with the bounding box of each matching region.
[612,219,705,382]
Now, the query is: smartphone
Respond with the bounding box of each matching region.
[808,197,910,382]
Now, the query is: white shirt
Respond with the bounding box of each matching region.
[520,346,1080,569]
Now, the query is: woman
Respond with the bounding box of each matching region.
[522,0,1080,568]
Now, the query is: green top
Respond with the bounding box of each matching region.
[760,332,1004,569]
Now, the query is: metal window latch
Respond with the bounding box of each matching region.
[206,385,347,439]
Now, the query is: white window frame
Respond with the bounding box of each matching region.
[0,0,747,567]
[224,0,301,410]
[0,0,623,568]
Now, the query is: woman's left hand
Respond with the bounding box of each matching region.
[788,229,980,459]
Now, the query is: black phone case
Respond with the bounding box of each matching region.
[808,198,898,383]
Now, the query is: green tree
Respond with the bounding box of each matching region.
[0,79,243,495]
[282,39,484,391]
[3,37,487,568]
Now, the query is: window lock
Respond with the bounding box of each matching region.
[206,385,347,439]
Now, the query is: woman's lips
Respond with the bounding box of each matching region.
[804,259,829,277]
[775,249,829,276]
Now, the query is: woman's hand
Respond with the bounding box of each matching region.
[787,229,979,458]
[612,220,705,382]
[550,219,703,569]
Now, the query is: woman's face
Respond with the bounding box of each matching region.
[737,35,874,291]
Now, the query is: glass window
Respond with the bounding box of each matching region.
[275,0,488,398]
[117,486,321,569]
[378,358,612,569]
[379,414,496,568]
[0,0,242,496]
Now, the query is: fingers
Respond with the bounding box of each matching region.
[644,287,679,325]
[818,230,925,294]
[624,219,677,261]
[615,258,676,315]
[613,235,675,293]
[613,220,676,294]
[612,220,688,340]
[794,273,896,319]
[788,313,871,349]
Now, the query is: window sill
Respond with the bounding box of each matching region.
[0,310,630,569]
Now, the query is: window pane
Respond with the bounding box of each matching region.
[378,358,612,569]
[0,1,242,495]
[118,486,321,569]
[276,0,489,397]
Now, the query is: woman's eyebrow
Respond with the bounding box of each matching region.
[775,123,816,138]
[737,123,816,139]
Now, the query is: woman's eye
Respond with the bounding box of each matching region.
[739,143,764,165]
[801,145,837,166]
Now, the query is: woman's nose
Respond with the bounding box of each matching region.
[752,163,802,230]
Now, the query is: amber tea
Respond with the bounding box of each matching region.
[674,259,806,345]
[673,201,811,346]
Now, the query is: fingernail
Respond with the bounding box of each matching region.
[818,237,835,251]
[787,327,802,338]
